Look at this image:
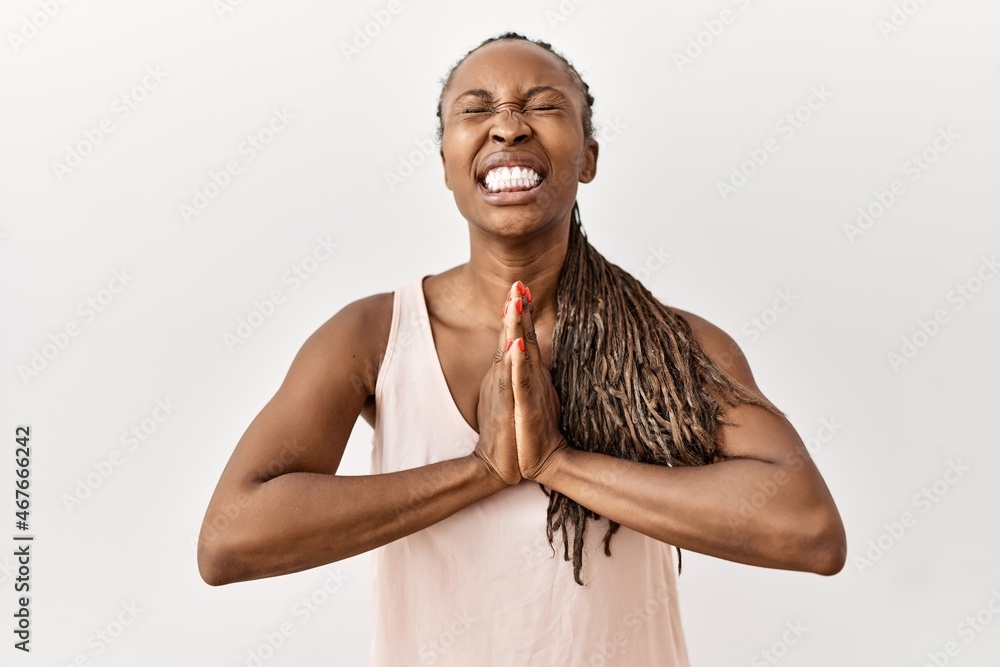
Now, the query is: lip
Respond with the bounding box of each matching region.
[476,150,547,183]
[476,151,548,205]
[478,178,546,205]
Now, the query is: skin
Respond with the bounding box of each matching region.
[197,39,847,587]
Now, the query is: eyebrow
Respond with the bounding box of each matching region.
[453,86,566,103]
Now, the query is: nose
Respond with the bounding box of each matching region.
[490,108,531,145]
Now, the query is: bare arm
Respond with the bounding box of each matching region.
[525,307,847,575]
[196,294,504,586]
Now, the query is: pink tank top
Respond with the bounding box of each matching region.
[369,276,691,666]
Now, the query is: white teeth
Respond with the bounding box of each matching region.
[482,165,543,192]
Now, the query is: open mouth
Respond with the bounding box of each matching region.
[479,165,544,193]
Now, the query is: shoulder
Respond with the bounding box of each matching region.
[668,306,760,392]
[289,291,395,398]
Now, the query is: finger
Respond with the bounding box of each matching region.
[485,326,512,410]
[517,284,543,371]
[493,317,510,369]
[497,361,511,401]
[493,283,517,367]
[511,336,536,415]
[503,281,526,347]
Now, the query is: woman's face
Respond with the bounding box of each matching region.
[439,40,598,236]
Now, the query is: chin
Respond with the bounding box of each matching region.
[477,208,566,240]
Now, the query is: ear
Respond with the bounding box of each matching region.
[440,147,452,191]
[579,137,599,184]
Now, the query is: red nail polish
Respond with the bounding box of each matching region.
[506,339,513,352]
[525,286,532,304]
[515,298,522,314]
[516,281,525,296]
[517,338,525,352]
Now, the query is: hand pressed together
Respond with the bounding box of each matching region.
[472,281,568,490]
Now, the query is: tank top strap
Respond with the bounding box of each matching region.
[371,277,478,476]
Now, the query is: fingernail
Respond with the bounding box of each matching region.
[516,280,525,296]
[525,286,532,304]
[503,301,508,317]
[515,298,523,315]
[505,339,513,352]
[517,337,525,352]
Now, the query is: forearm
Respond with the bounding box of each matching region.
[536,448,846,574]
[199,454,500,585]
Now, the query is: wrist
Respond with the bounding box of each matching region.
[467,451,507,496]
[533,439,571,487]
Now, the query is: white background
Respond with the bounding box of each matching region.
[2,0,999,665]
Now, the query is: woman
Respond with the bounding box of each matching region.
[197,32,847,666]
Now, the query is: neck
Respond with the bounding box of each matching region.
[459,212,573,328]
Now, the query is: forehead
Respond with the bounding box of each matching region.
[445,40,577,99]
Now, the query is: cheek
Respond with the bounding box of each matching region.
[441,141,478,184]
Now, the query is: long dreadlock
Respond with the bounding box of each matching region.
[437,33,785,586]
[548,203,784,584]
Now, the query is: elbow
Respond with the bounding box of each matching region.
[197,539,232,587]
[198,486,262,586]
[197,524,246,586]
[810,540,847,576]
[816,532,848,576]
[802,509,847,576]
